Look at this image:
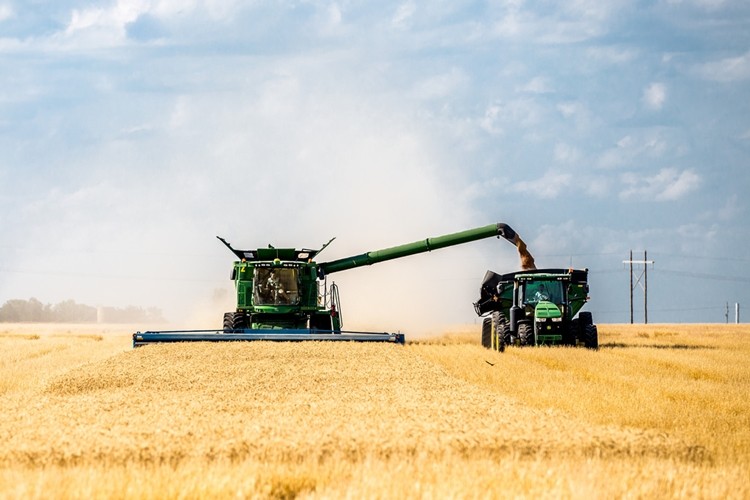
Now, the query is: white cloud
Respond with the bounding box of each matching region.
[517,76,553,94]
[63,0,150,46]
[202,0,239,20]
[490,1,630,44]
[664,0,728,10]
[480,103,504,135]
[392,1,416,29]
[696,193,742,222]
[555,101,596,133]
[585,176,610,198]
[620,167,701,201]
[0,3,14,22]
[643,82,667,110]
[412,68,469,100]
[597,133,668,169]
[695,50,750,83]
[557,102,578,118]
[327,3,342,25]
[585,46,637,64]
[717,194,741,221]
[56,0,239,48]
[554,142,581,164]
[511,170,573,199]
[479,98,545,136]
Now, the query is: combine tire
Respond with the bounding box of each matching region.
[481,317,492,348]
[222,312,233,332]
[222,312,248,332]
[518,322,535,346]
[583,324,599,350]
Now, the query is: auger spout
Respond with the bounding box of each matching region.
[318,223,519,277]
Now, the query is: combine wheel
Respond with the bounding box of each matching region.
[481,317,492,349]
[518,322,535,346]
[583,323,599,350]
[222,312,234,332]
[233,312,248,330]
[222,312,248,332]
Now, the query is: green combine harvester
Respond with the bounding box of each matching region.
[474,268,598,351]
[133,222,523,347]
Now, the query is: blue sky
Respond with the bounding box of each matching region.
[1,1,749,332]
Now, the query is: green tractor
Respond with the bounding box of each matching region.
[134,222,523,347]
[474,268,598,351]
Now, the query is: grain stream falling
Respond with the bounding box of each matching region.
[2,342,691,468]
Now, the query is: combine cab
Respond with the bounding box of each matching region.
[474,268,598,351]
[134,222,523,347]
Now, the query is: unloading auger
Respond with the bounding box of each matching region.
[133,222,522,347]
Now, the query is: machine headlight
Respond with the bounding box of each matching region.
[551,317,562,322]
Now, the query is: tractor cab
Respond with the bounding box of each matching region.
[521,279,564,306]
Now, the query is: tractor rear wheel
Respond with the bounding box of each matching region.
[518,322,534,346]
[492,312,509,352]
[583,323,599,350]
[481,317,492,349]
[578,311,593,326]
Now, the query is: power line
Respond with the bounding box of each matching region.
[656,268,750,283]
[650,252,750,263]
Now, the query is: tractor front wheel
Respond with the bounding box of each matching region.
[564,318,579,346]
[518,322,534,346]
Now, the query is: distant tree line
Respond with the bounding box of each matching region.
[0,298,165,323]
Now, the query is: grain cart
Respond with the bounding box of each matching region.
[133,222,523,347]
[474,268,598,351]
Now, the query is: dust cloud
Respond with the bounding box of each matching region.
[1,65,529,336]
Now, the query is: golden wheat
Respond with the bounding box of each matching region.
[0,323,748,498]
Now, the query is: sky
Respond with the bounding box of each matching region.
[1,0,749,333]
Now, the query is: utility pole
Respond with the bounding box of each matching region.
[645,250,649,324]
[623,250,655,324]
[726,302,730,324]
[626,250,634,324]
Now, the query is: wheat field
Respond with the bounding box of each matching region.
[0,323,749,498]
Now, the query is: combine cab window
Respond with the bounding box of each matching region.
[254,268,300,305]
[522,281,563,305]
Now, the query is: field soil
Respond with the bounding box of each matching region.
[1,323,749,498]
